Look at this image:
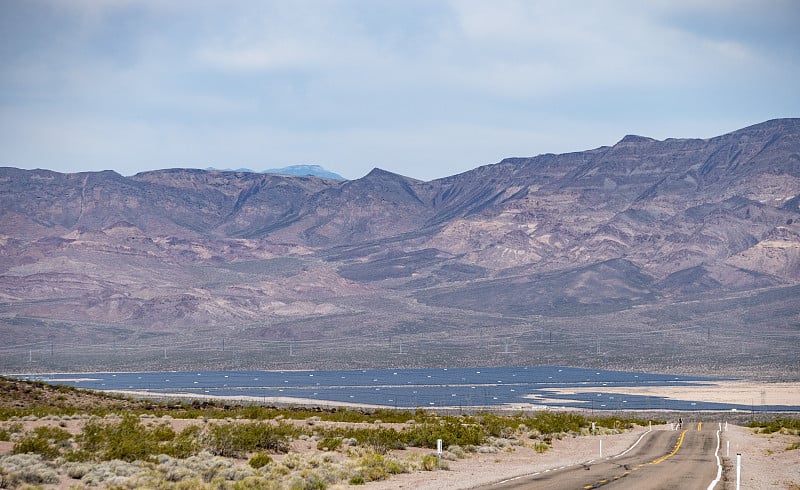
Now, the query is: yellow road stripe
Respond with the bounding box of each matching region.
[651,430,687,464]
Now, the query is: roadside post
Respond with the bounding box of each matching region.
[437,439,442,468]
[736,453,741,490]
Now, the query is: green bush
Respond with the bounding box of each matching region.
[748,417,800,434]
[316,435,342,451]
[68,413,203,462]
[163,425,202,458]
[318,427,405,454]
[356,453,406,482]
[248,453,273,469]
[205,422,293,458]
[12,434,61,459]
[402,420,485,449]
[151,423,177,442]
[420,454,439,471]
[11,425,73,459]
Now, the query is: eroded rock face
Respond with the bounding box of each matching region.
[1,119,799,371]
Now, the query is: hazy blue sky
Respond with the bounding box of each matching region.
[1,1,798,181]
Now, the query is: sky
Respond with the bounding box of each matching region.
[1,1,798,181]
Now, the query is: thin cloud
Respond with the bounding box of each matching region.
[0,0,797,181]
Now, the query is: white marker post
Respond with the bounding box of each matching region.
[736,453,741,490]
[727,440,730,457]
[599,439,603,458]
[437,439,442,468]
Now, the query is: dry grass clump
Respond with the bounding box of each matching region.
[0,453,60,486]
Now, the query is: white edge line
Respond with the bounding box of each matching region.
[492,426,653,486]
[613,425,652,459]
[706,429,722,490]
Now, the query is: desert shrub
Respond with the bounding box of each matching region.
[476,413,520,438]
[5,422,24,435]
[233,476,284,490]
[218,466,255,481]
[0,453,60,485]
[319,427,404,454]
[402,420,485,449]
[70,413,194,462]
[349,475,366,485]
[526,411,584,435]
[287,471,327,490]
[163,424,203,458]
[316,435,343,452]
[447,444,466,459]
[0,428,10,442]
[205,422,292,458]
[80,414,158,462]
[63,461,93,479]
[249,453,273,469]
[420,453,440,471]
[12,434,61,459]
[150,423,177,442]
[534,442,549,453]
[79,459,146,486]
[355,453,406,482]
[749,417,800,434]
[11,424,73,459]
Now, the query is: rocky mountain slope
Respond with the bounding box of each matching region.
[1,119,799,376]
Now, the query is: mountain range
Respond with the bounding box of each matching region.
[1,119,799,377]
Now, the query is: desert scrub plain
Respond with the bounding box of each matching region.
[0,376,659,489]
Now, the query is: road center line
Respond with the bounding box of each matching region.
[651,430,687,464]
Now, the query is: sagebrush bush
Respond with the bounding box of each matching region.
[0,453,60,485]
[63,461,93,479]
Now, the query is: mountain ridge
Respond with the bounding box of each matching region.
[1,118,798,376]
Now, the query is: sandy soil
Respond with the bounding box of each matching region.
[719,424,800,490]
[354,426,649,490]
[541,381,800,407]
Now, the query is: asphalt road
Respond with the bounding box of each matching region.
[483,422,720,490]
